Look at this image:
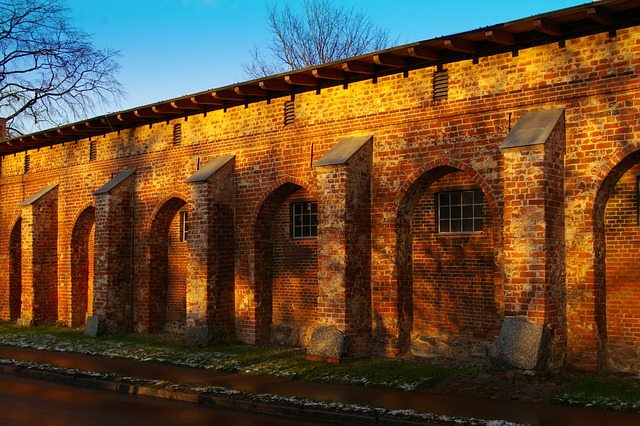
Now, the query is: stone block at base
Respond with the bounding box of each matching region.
[16,318,34,328]
[490,317,552,371]
[84,316,108,337]
[307,326,348,360]
[185,326,220,347]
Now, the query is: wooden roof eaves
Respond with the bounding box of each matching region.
[1,0,638,156]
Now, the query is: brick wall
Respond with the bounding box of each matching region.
[411,171,499,344]
[166,207,188,332]
[0,23,638,370]
[604,165,640,372]
[8,219,21,320]
[69,206,95,327]
[271,189,317,346]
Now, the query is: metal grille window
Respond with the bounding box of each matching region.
[179,211,188,242]
[433,70,449,101]
[173,123,182,146]
[89,140,97,161]
[438,190,483,233]
[284,100,295,126]
[291,202,317,238]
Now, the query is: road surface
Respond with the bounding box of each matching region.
[0,374,329,426]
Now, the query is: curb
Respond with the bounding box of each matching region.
[0,362,460,426]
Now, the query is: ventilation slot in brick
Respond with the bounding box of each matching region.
[173,123,182,146]
[284,100,295,126]
[433,70,449,101]
[89,140,97,161]
[24,154,30,173]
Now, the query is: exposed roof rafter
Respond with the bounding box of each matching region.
[342,61,375,74]
[259,79,291,91]
[2,0,638,155]
[285,73,318,86]
[534,18,563,36]
[485,28,516,46]
[443,38,476,53]
[587,6,614,25]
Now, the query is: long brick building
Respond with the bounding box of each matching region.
[1,0,639,372]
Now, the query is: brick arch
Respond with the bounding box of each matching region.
[147,192,190,231]
[70,205,96,327]
[252,178,318,345]
[397,158,501,221]
[8,217,22,321]
[251,176,318,228]
[148,196,188,333]
[395,160,502,354]
[593,148,640,372]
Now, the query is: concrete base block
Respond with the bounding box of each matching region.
[185,326,220,347]
[16,318,34,328]
[84,315,108,337]
[307,326,348,360]
[490,317,552,371]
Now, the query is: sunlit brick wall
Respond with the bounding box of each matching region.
[411,171,499,342]
[0,24,638,370]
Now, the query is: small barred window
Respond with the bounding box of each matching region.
[291,202,317,238]
[89,140,97,161]
[438,190,483,233]
[173,123,182,146]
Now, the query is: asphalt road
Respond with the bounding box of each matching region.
[0,374,329,426]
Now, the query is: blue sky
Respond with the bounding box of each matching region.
[65,0,590,114]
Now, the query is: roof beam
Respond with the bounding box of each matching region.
[171,99,202,109]
[116,112,134,123]
[444,38,475,53]
[212,90,245,101]
[342,61,375,74]
[259,79,291,91]
[312,68,346,80]
[485,28,516,45]
[190,94,225,105]
[235,85,267,96]
[373,53,407,68]
[534,18,562,36]
[71,124,97,133]
[407,45,440,61]
[134,109,164,118]
[57,127,80,136]
[586,6,613,25]
[152,104,183,114]
[285,73,318,86]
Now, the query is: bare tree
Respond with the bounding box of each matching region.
[244,0,394,78]
[0,0,124,136]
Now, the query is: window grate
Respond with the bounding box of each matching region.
[433,70,449,101]
[284,100,295,126]
[173,123,182,146]
[89,140,97,161]
[438,190,483,233]
[24,154,30,173]
[291,202,317,238]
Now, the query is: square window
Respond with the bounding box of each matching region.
[437,189,483,233]
[291,202,317,238]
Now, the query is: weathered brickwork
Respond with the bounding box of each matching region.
[604,165,640,372]
[1,4,639,371]
[271,189,318,346]
[411,172,500,353]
